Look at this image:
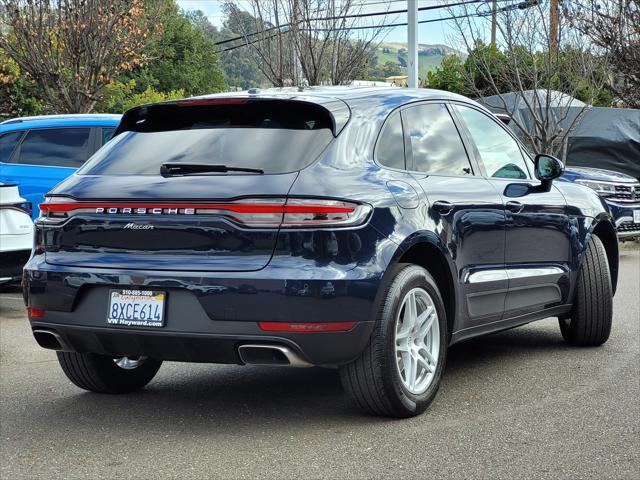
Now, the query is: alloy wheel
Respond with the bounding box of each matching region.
[394,288,440,395]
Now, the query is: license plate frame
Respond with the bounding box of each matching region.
[107,289,166,328]
[634,210,640,224]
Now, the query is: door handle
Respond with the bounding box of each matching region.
[505,201,524,213]
[432,200,454,215]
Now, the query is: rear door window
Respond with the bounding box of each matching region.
[80,101,335,175]
[401,103,473,176]
[14,128,92,168]
[0,131,24,163]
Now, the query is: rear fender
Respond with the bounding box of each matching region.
[373,231,458,334]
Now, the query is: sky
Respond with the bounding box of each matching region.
[175,0,482,47]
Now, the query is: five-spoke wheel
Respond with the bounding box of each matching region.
[395,288,440,395]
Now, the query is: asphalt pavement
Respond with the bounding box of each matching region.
[1,249,638,479]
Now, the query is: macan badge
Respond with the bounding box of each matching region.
[122,223,155,230]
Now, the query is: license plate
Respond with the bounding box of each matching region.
[634,210,640,224]
[107,289,166,328]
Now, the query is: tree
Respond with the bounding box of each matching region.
[426,54,468,95]
[0,0,160,113]
[191,8,266,90]
[564,0,640,108]
[93,79,184,114]
[128,1,225,97]
[224,0,388,86]
[0,47,47,118]
[447,0,610,156]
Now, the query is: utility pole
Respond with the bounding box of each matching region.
[407,0,418,88]
[491,0,497,45]
[550,0,559,49]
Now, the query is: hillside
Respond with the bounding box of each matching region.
[374,42,463,79]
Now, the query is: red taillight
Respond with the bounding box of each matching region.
[258,322,357,332]
[39,198,372,229]
[27,308,45,318]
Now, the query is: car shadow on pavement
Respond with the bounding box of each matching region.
[445,324,568,375]
[36,323,571,428]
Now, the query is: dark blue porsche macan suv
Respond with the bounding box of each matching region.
[23,88,618,417]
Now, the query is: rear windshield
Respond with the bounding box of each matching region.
[79,100,334,175]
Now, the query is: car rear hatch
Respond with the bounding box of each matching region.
[39,98,348,272]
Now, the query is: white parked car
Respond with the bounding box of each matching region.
[0,183,33,285]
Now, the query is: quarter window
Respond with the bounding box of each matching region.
[0,131,23,163]
[14,128,92,168]
[401,104,473,176]
[455,105,530,179]
[376,111,405,170]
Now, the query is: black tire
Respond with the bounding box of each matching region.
[340,264,448,418]
[560,234,613,346]
[57,352,162,393]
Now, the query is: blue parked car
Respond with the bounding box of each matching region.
[559,167,640,240]
[0,114,121,218]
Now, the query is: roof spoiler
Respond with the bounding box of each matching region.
[113,97,351,138]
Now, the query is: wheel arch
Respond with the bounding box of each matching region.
[588,217,619,294]
[377,232,458,337]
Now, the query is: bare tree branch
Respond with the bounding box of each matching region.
[448,0,608,157]
[565,0,639,108]
[224,0,389,87]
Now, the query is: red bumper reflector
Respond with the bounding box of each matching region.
[27,308,45,318]
[258,322,357,332]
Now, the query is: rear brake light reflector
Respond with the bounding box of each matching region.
[27,308,45,318]
[258,322,357,332]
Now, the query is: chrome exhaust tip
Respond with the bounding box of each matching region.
[238,344,312,368]
[32,329,67,351]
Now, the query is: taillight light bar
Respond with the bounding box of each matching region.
[38,198,372,229]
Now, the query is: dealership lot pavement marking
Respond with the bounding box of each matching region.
[1,249,638,479]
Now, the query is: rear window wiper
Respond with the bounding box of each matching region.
[160,163,264,177]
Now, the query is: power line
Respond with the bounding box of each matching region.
[214,0,496,47]
[214,5,507,54]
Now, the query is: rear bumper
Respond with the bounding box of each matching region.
[23,254,381,366]
[29,321,373,366]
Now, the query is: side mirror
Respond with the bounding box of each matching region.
[534,154,564,191]
[534,154,564,181]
